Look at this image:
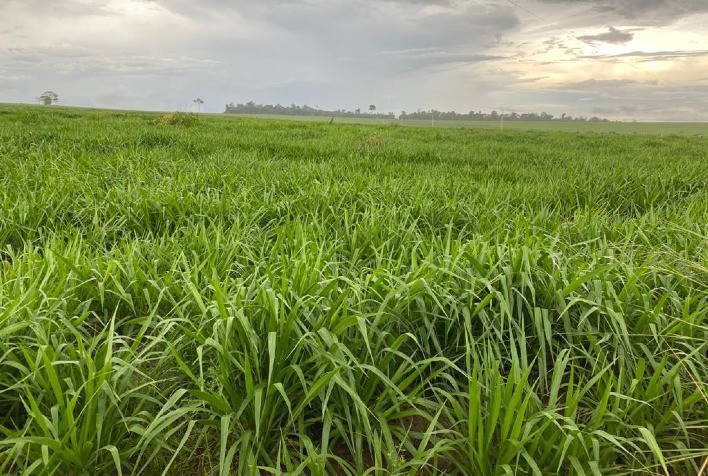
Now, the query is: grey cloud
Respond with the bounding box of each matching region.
[582,49,708,62]
[546,78,708,104]
[552,79,646,93]
[593,102,706,119]
[578,27,634,44]
[563,79,642,87]
[147,0,519,47]
[0,0,116,17]
[2,46,218,76]
[206,1,520,79]
[1,0,523,112]
[1,0,706,120]
[384,0,455,3]
[383,48,505,68]
[529,79,708,121]
[263,1,518,48]
[485,32,514,49]
[145,0,455,16]
[534,0,708,23]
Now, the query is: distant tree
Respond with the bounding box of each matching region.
[193,98,204,112]
[39,91,59,106]
[369,105,376,112]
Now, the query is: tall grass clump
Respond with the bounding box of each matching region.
[1,104,706,475]
[159,112,199,127]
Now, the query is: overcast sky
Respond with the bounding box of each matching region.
[1,0,707,120]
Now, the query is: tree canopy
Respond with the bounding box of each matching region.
[39,91,59,106]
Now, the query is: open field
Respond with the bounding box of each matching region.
[226,112,708,135]
[5,104,707,135]
[1,104,707,475]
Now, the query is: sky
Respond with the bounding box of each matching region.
[1,0,707,121]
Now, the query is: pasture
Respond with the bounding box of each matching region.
[228,112,708,136]
[0,104,706,475]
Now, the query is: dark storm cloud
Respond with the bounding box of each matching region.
[577,27,634,44]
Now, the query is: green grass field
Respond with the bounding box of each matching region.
[1,104,707,475]
[229,113,708,136]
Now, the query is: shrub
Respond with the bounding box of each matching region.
[158,112,199,127]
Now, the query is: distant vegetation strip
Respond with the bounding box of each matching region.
[224,101,613,122]
[223,113,708,135]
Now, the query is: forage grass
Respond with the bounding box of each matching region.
[0,104,706,475]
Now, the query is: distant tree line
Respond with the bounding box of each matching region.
[225,102,613,122]
[400,109,612,122]
[224,102,395,119]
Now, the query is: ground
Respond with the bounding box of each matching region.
[0,104,706,475]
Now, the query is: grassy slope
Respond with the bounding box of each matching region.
[0,104,707,475]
